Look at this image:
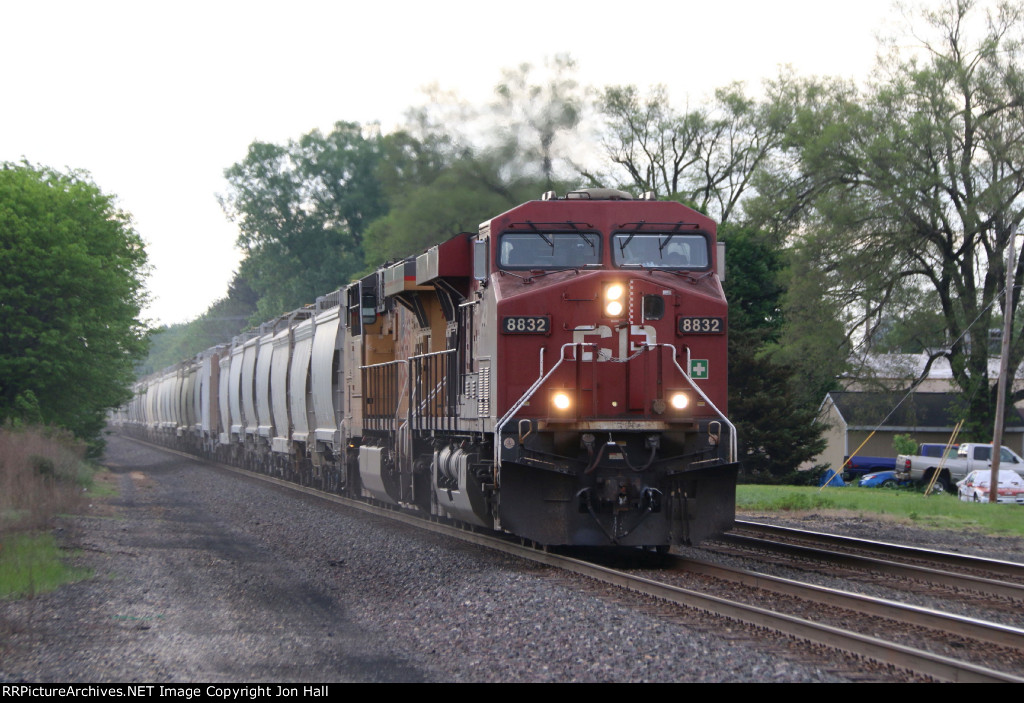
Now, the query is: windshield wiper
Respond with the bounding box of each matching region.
[618,233,635,255]
[575,232,595,249]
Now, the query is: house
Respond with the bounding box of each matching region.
[816,390,1024,472]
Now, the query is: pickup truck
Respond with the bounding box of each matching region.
[842,444,954,481]
[842,455,895,481]
[896,443,1024,492]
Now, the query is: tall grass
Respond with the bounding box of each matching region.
[0,424,95,597]
[0,424,91,532]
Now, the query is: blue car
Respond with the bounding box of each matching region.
[858,470,909,488]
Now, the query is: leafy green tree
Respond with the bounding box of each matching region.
[220,122,390,319]
[0,162,148,451]
[723,226,828,478]
[363,155,550,268]
[361,61,586,268]
[760,0,1024,440]
[767,244,851,410]
[375,127,451,206]
[893,433,919,456]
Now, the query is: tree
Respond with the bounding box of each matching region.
[0,162,148,451]
[361,61,586,268]
[220,122,390,319]
[363,154,552,268]
[491,54,583,189]
[594,79,794,223]
[761,0,1024,440]
[722,225,829,477]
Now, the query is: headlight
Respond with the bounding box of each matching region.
[669,392,688,410]
[604,283,625,317]
[553,392,572,410]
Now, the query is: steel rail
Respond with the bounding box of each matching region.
[736,520,1024,581]
[673,555,1024,650]
[718,533,1024,601]
[119,436,1024,683]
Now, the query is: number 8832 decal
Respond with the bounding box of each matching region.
[677,317,725,334]
[502,316,551,334]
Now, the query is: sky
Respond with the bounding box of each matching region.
[1,0,906,326]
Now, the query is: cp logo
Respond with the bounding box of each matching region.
[572,325,656,361]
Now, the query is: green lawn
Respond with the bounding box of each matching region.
[737,483,1024,537]
[0,532,91,599]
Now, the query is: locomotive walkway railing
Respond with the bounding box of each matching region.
[361,359,407,432]
[410,348,457,433]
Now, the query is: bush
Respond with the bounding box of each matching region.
[893,433,918,456]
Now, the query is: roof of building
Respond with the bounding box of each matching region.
[845,352,1024,382]
[826,390,1024,431]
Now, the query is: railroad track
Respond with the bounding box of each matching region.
[121,436,1024,683]
[732,520,1024,585]
[661,553,1024,673]
[703,521,1024,627]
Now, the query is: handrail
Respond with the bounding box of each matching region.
[409,349,455,418]
[656,343,737,463]
[493,342,736,466]
[359,359,407,432]
[493,343,588,468]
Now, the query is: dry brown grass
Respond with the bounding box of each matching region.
[0,425,90,534]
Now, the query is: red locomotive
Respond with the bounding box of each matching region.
[121,188,737,548]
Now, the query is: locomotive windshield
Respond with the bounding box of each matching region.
[612,233,710,270]
[499,232,601,270]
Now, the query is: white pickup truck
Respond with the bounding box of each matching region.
[896,443,1024,492]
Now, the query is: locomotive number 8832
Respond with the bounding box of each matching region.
[120,187,738,548]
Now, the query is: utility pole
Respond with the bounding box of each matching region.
[990,226,1017,503]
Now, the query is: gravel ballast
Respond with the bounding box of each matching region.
[2,435,998,683]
